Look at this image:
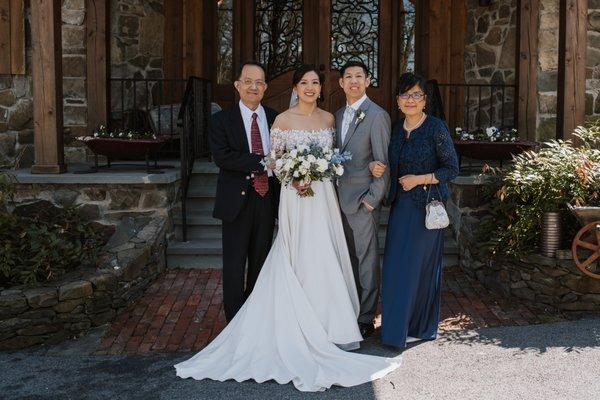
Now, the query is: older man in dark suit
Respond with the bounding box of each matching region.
[209,61,279,322]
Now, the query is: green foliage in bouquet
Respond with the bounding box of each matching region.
[479,123,600,257]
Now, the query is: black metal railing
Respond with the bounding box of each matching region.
[109,78,188,157]
[109,76,212,241]
[177,76,212,242]
[429,81,517,132]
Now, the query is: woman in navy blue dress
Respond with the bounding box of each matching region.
[370,73,458,348]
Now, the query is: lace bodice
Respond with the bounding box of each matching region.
[270,128,335,156]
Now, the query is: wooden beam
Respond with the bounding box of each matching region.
[557,0,587,140]
[9,0,24,74]
[183,0,204,77]
[449,0,466,130]
[86,0,110,135]
[0,0,10,74]
[30,0,66,174]
[516,0,539,141]
[426,0,452,83]
[414,0,429,77]
[164,0,183,80]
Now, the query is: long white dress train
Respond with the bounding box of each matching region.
[174,128,401,392]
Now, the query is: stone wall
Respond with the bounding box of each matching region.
[464,0,517,84]
[448,177,600,313]
[109,0,165,113]
[0,1,91,168]
[463,0,517,130]
[0,214,168,350]
[0,0,166,168]
[9,181,179,225]
[537,0,600,140]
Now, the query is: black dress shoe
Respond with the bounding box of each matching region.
[359,322,375,338]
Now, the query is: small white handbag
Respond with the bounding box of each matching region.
[425,182,449,230]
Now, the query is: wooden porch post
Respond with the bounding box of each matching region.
[557,0,587,140]
[516,0,539,141]
[86,0,110,135]
[30,0,66,174]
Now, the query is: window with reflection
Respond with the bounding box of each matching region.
[254,0,304,80]
[331,0,380,86]
[217,0,233,84]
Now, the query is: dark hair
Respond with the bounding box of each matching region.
[396,72,428,96]
[292,64,325,101]
[339,60,370,77]
[292,64,325,86]
[237,61,266,80]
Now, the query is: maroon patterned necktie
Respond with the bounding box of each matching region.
[251,113,268,196]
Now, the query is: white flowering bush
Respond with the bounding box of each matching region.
[273,143,352,197]
[455,126,518,142]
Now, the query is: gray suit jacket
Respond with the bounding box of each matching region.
[335,97,391,214]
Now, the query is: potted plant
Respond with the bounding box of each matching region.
[453,126,538,162]
[76,125,171,170]
[481,124,600,258]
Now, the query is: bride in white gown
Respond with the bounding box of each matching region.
[174,65,401,392]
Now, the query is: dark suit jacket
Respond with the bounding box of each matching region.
[209,104,279,222]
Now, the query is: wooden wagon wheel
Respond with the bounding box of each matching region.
[571,221,600,279]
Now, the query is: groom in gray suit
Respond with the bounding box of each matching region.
[335,60,391,338]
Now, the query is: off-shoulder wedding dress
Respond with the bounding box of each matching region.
[174,128,401,392]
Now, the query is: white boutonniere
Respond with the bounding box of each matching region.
[355,109,366,126]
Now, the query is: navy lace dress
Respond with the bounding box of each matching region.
[381,115,459,348]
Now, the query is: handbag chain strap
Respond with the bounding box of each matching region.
[425,174,443,204]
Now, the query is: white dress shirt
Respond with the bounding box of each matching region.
[341,93,368,144]
[239,100,272,176]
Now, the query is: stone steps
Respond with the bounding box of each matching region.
[167,238,459,269]
[172,209,454,241]
[167,161,458,269]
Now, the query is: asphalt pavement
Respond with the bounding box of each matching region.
[1,317,600,400]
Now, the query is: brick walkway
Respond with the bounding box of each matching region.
[96,267,552,355]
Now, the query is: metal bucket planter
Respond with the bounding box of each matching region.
[540,212,561,258]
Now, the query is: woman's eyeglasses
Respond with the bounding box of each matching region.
[398,92,425,101]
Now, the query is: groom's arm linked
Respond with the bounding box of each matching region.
[209,110,264,173]
[361,110,391,210]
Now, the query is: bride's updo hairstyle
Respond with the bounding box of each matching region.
[292,64,325,102]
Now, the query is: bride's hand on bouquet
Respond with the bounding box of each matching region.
[292,180,311,195]
[369,161,387,178]
[264,153,277,172]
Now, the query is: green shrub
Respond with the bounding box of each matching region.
[0,172,106,287]
[481,123,600,257]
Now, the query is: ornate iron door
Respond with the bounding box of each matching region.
[213,0,397,114]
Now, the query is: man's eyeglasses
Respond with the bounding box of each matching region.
[239,79,267,88]
[398,91,425,101]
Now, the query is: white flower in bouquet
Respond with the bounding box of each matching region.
[316,159,328,173]
[274,142,352,197]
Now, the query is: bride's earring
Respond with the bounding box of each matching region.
[289,89,299,108]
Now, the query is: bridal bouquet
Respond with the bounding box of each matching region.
[273,143,352,197]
